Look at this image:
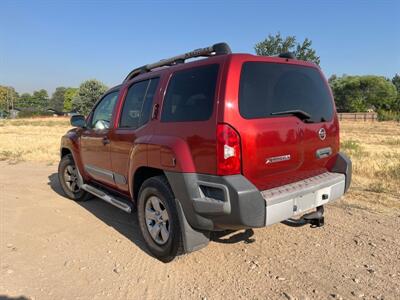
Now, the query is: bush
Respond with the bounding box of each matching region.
[17,110,53,118]
[377,110,400,121]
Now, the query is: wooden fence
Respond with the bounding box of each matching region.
[338,112,378,121]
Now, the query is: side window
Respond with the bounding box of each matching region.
[120,78,159,129]
[90,91,119,130]
[161,64,219,122]
[139,78,159,127]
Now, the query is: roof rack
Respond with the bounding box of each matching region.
[278,52,296,59]
[123,42,231,83]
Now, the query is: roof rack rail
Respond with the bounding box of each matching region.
[123,42,231,83]
[278,52,296,59]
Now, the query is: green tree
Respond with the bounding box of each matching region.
[392,74,400,91]
[330,75,397,112]
[31,89,49,110]
[254,32,320,65]
[328,74,337,84]
[64,87,78,112]
[392,74,400,111]
[73,79,108,115]
[16,93,33,109]
[50,87,67,112]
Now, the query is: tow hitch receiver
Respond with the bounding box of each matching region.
[302,206,325,227]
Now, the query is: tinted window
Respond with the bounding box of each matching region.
[120,78,159,129]
[139,78,159,127]
[91,91,119,129]
[239,62,333,123]
[161,64,219,122]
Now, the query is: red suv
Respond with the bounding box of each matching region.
[58,43,351,261]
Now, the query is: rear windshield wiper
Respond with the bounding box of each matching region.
[271,109,312,121]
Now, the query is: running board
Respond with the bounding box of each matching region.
[81,184,133,213]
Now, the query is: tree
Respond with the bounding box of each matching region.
[0,86,18,111]
[392,74,400,91]
[254,32,320,65]
[64,87,78,112]
[50,87,67,112]
[16,93,33,109]
[392,74,400,111]
[31,89,49,110]
[328,74,337,84]
[72,79,108,115]
[330,75,397,112]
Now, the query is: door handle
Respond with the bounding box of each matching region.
[102,137,110,145]
[316,147,332,159]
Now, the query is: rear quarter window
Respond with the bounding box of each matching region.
[239,62,334,123]
[161,64,219,122]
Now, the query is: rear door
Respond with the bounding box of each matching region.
[237,61,338,190]
[110,78,160,191]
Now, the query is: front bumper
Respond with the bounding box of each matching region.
[166,152,352,231]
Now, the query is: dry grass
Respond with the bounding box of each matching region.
[0,117,399,212]
[0,117,70,164]
[339,121,400,214]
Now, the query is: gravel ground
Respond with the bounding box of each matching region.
[1,162,399,300]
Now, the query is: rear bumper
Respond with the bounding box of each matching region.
[262,172,345,226]
[166,152,352,231]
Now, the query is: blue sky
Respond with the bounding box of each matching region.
[1,0,399,95]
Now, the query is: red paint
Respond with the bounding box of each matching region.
[61,52,340,198]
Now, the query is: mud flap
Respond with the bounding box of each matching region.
[174,199,210,253]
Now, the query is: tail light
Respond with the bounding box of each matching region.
[217,123,241,175]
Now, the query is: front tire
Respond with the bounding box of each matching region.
[58,154,91,201]
[137,176,184,262]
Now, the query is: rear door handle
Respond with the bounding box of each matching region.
[316,147,332,159]
[102,137,110,145]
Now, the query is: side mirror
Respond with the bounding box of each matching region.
[70,114,86,128]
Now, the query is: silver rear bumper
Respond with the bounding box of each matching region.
[261,172,345,226]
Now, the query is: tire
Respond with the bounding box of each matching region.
[58,154,91,201]
[137,175,184,262]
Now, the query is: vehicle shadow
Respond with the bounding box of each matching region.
[0,296,29,300]
[48,173,259,258]
[211,229,256,244]
[282,219,310,227]
[47,173,152,258]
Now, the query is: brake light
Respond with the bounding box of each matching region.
[217,123,241,175]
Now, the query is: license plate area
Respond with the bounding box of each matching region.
[293,192,317,215]
[263,173,345,226]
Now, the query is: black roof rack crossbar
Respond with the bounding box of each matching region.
[123,42,231,83]
[278,52,296,59]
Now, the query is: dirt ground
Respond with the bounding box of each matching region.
[0,161,399,300]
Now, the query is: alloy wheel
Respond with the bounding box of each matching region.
[64,165,80,193]
[145,196,170,245]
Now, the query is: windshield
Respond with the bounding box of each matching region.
[239,62,334,123]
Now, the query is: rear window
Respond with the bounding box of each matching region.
[161,64,219,122]
[239,62,334,123]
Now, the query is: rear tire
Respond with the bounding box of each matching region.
[58,154,91,201]
[137,175,184,262]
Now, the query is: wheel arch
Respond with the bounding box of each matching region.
[61,147,72,158]
[132,166,166,203]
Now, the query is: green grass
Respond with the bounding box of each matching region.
[340,139,368,159]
